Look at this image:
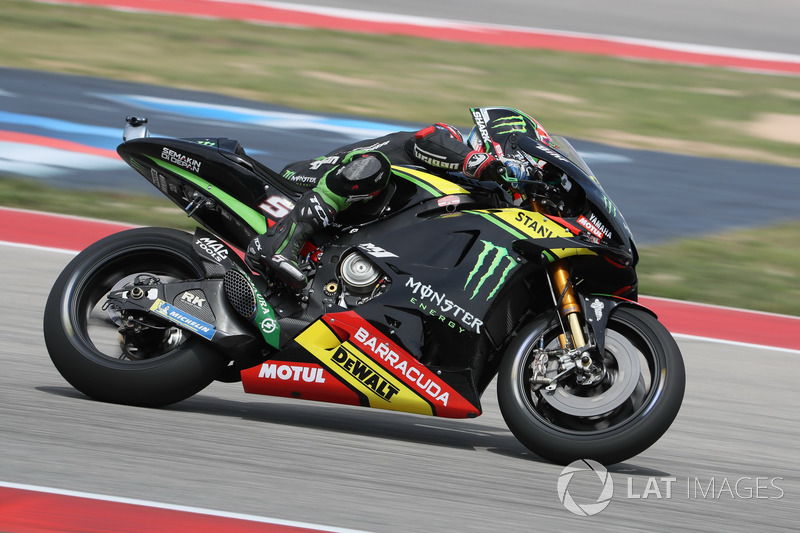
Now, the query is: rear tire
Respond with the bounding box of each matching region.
[43,227,228,407]
[497,307,685,465]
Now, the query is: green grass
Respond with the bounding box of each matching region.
[638,222,800,316]
[0,177,195,230]
[1,1,799,316]
[3,0,800,166]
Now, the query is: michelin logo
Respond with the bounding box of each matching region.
[150,299,215,340]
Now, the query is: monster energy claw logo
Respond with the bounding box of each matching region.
[491,115,527,135]
[603,195,618,217]
[464,241,518,300]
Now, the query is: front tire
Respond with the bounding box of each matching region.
[497,306,685,465]
[43,227,228,407]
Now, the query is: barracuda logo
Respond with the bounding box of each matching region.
[491,115,527,135]
[464,241,518,300]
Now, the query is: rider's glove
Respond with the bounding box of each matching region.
[498,157,529,184]
[463,151,503,181]
[463,151,528,185]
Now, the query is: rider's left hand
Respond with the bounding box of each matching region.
[497,157,529,184]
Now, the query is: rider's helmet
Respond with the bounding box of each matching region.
[466,107,553,153]
[466,107,554,183]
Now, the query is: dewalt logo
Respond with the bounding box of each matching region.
[491,115,527,135]
[464,241,518,300]
[331,346,400,401]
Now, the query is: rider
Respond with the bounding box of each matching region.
[246,109,546,288]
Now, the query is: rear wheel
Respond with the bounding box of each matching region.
[497,307,685,465]
[43,227,228,407]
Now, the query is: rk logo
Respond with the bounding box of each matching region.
[464,241,518,301]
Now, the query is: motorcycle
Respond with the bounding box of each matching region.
[43,107,685,465]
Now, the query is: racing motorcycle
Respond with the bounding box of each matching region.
[43,107,685,465]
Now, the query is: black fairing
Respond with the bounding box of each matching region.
[117,133,639,398]
[117,137,304,249]
[516,136,636,264]
[288,191,637,394]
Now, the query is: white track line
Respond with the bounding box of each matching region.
[0,481,372,533]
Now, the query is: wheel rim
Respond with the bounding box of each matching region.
[69,246,203,364]
[518,317,665,434]
[540,331,643,417]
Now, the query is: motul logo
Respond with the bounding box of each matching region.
[258,363,326,383]
[577,215,604,240]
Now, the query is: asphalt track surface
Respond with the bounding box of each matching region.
[1,239,798,532]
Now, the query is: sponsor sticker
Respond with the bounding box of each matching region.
[261,317,277,334]
[437,195,461,207]
[360,243,397,258]
[577,213,612,240]
[195,237,229,262]
[352,327,451,406]
[464,241,518,300]
[180,291,206,308]
[491,115,528,135]
[577,215,605,240]
[406,277,484,334]
[150,298,215,340]
[161,147,201,172]
[331,346,400,401]
[258,362,326,383]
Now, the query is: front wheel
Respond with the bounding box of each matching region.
[43,227,229,407]
[497,306,685,465]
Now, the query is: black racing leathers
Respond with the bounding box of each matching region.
[279,125,472,195]
[247,124,480,287]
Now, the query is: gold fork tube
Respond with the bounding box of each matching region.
[528,198,586,348]
[551,262,586,349]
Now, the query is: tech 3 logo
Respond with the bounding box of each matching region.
[464,241,518,301]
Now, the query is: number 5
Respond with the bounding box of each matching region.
[259,196,295,218]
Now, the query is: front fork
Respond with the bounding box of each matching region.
[550,262,587,349]
[528,199,587,349]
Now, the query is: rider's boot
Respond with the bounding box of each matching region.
[246,151,391,288]
[247,190,337,288]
